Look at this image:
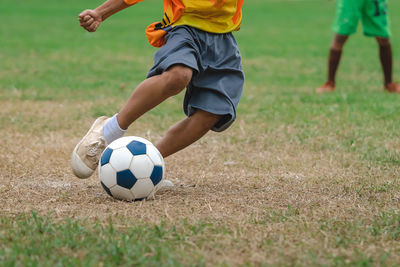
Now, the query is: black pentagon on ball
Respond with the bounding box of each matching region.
[150,166,163,186]
[100,147,113,166]
[101,181,113,197]
[116,169,138,189]
[126,140,146,156]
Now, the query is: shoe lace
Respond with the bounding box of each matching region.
[86,137,106,162]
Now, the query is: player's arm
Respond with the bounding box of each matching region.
[78,0,142,32]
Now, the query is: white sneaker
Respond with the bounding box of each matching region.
[158,179,174,190]
[147,179,174,199]
[71,116,109,179]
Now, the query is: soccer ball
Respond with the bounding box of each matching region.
[98,136,165,201]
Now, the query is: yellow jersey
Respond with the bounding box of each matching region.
[124,0,244,47]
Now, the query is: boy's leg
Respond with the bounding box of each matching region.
[317,34,349,93]
[117,65,193,129]
[71,65,193,178]
[155,110,222,158]
[376,37,400,93]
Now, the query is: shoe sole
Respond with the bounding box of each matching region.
[70,117,107,179]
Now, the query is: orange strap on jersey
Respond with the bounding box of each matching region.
[124,0,244,47]
[124,0,144,5]
[145,22,169,47]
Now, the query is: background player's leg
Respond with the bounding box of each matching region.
[376,37,392,85]
[328,34,348,83]
[376,37,400,93]
[317,34,349,93]
[155,110,222,158]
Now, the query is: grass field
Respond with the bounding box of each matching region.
[1,0,400,265]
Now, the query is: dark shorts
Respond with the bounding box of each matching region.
[147,26,244,132]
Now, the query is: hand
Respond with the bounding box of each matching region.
[78,9,102,32]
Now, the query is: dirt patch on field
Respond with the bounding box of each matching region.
[1,100,400,265]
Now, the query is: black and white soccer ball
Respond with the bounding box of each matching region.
[98,136,165,201]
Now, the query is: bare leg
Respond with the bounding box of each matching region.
[376,37,400,93]
[115,63,222,158]
[328,34,348,83]
[317,34,349,93]
[117,65,193,129]
[71,65,195,179]
[155,110,222,158]
[376,37,393,85]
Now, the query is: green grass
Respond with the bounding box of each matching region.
[1,0,400,265]
[1,211,399,266]
[0,212,204,266]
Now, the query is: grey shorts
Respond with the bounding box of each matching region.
[147,26,244,132]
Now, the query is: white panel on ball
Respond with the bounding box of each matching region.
[110,185,134,201]
[146,145,164,166]
[131,179,155,199]
[130,155,154,179]
[99,164,117,188]
[108,136,135,150]
[109,147,133,172]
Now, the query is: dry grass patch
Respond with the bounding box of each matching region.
[1,100,400,265]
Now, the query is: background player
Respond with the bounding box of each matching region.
[317,0,400,93]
